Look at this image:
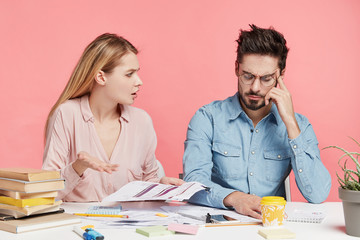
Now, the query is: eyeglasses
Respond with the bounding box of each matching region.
[239,70,278,87]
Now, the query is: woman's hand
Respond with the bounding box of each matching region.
[72,151,119,177]
[160,177,185,186]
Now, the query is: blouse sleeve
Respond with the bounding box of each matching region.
[42,108,82,200]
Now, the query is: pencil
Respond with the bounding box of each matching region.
[73,213,129,218]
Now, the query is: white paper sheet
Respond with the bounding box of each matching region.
[102,181,206,202]
[161,204,261,224]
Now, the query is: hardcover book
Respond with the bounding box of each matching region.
[0,200,62,218]
[0,196,55,208]
[0,212,81,233]
[0,189,58,199]
[0,168,60,182]
[0,177,65,193]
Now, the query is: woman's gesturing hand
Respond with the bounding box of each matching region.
[72,151,119,176]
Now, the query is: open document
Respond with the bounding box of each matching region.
[102,181,207,202]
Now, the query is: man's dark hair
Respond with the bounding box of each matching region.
[236,24,289,72]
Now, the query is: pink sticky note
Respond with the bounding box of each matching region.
[167,223,199,235]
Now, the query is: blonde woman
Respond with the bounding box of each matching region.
[43,33,184,202]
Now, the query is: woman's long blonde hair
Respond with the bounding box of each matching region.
[45,33,138,138]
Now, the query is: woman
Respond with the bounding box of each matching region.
[43,33,184,202]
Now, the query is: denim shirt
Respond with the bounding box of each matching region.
[183,93,331,209]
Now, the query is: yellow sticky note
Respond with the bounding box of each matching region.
[258,228,296,239]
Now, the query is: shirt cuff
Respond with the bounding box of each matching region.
[288,131,307,156]
[189,187,236,209]
[214,188,238,209]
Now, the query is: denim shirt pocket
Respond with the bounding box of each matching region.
[264,148,292,182]
[212,142,243,180]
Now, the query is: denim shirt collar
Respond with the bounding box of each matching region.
[228,92,279,125]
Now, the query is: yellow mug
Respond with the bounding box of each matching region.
[261,196,286,227]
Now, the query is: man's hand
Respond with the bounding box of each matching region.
[72,151,119,177]
[223,191,262,219]
[265,76,300,139]
[160,177,185,186]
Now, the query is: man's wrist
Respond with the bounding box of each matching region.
[285,117,300,139]
[224,191,243,207]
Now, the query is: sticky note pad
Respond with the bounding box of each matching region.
[258,228,296,239]
[136,225,175,237]
[167,223,199,235]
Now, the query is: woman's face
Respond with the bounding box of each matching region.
[103,52,142,105]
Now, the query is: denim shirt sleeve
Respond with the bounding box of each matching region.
[183,107,236,209]
[289,115,331,203]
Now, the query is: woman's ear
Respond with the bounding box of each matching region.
[95,70,106,86]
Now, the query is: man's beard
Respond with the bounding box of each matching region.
[239,91,266,111]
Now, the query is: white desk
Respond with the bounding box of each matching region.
[0,202,358,240]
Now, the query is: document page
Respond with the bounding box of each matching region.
[102,181,206,202]
[161,204,261,224]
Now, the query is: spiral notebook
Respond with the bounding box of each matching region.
[286,205,326,223]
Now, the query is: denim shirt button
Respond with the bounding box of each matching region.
[224,151,228,155]
[277,155,281,159]
[255,129,259,133]
[298,168,303,173]
[250,172,254,176]
[251,151,255,155]
[293,145,297,149]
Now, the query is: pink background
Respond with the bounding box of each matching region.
[0,0,359,202]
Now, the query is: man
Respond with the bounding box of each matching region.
[183,24,331,219]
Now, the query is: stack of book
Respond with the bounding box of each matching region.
[0,168,81,233]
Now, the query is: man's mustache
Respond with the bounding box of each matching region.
[245,92,265,97]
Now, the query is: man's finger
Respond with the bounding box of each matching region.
[264,90,273,105]
[277,76,288,91]
[247,209,262,220]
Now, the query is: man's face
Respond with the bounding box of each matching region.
[236,54,279,111]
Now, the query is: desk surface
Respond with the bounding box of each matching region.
[0,202,358,240]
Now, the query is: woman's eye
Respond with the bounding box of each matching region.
[126,72,134,77]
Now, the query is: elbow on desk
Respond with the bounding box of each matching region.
[305,182,332,204]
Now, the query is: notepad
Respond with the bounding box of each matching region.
[86,205,122,215]
[286,208,325,223]
[136,225,175,237]
[167,223,199,235]
[258,228,296,239]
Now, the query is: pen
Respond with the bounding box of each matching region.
[74,213,129,218]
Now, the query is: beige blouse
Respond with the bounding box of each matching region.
[42,95,159,202]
